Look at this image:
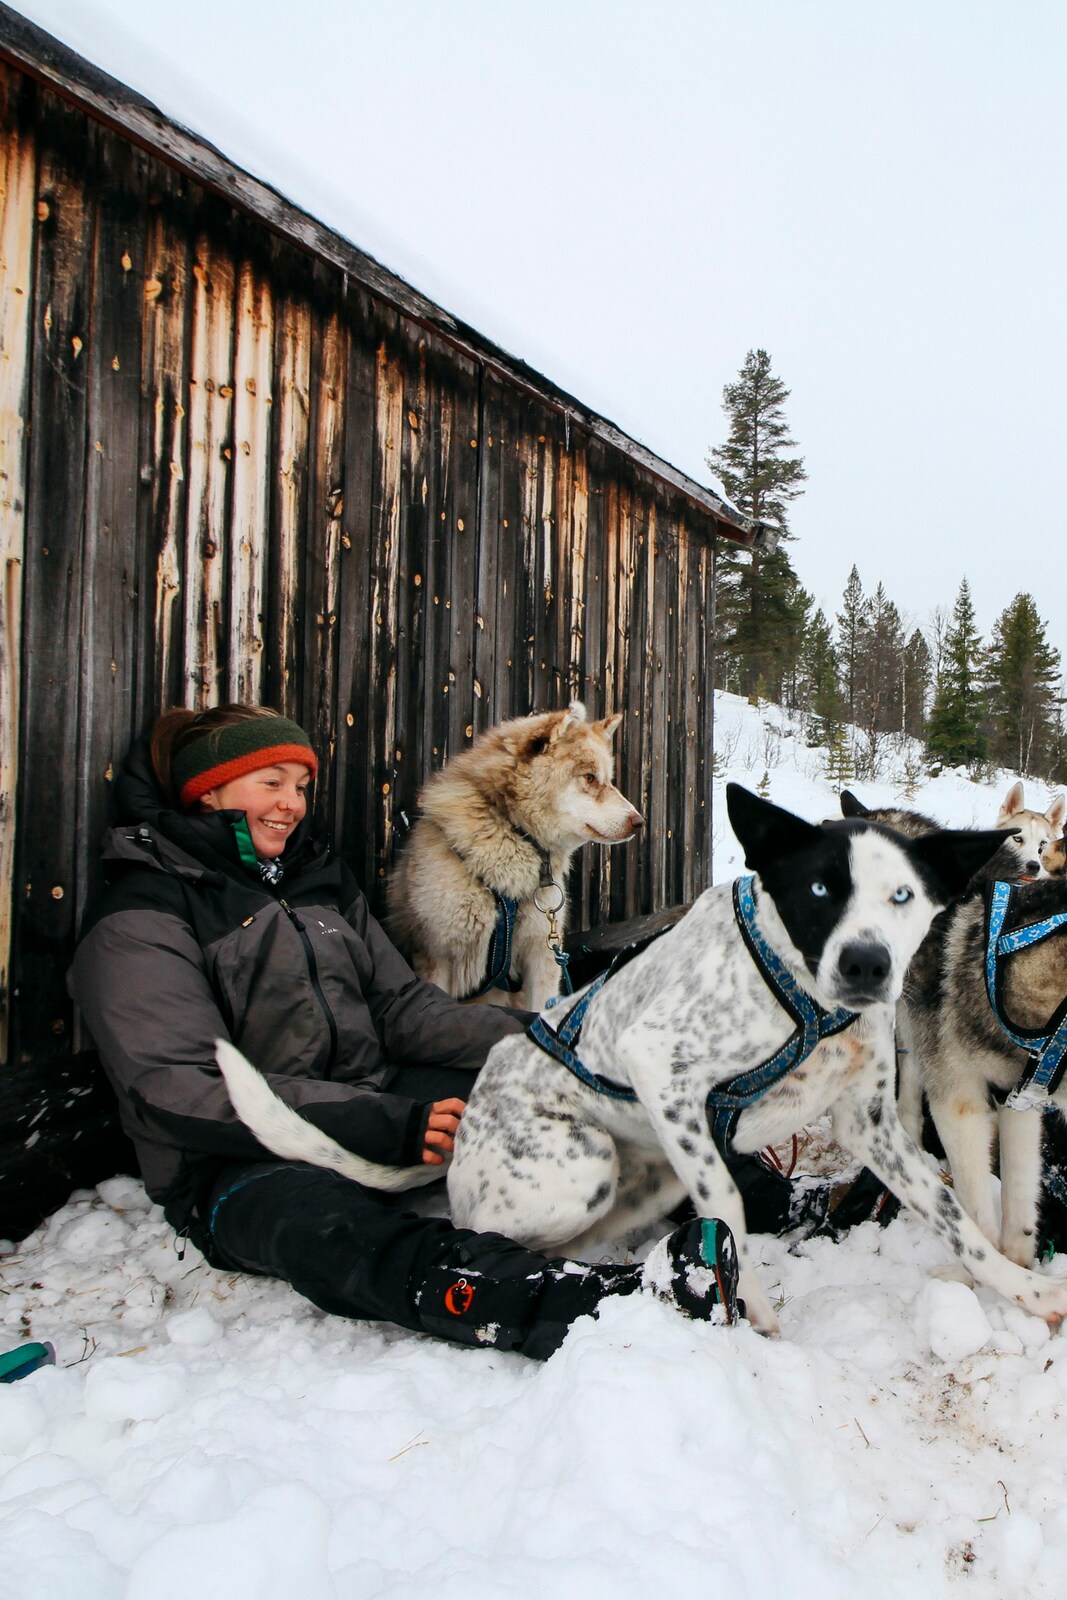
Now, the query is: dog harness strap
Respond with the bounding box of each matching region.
[706,878,858,1149]
[524,925,676,1100]
[465,892,524,999]
[526,968,637,1100]
[986,880,1067,1110]
[527,1011,637,1100]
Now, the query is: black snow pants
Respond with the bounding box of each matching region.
[204,1062,639,1361]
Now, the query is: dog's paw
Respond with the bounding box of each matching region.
[738,1281,780,1338]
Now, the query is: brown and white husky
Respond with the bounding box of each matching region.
[387,705,643,1011]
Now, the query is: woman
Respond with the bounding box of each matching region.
[70,705,739,1358]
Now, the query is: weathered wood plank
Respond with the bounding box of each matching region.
[14,91,94,1068]
[578,448,609,930]
[267,292,311,717]
[77,125,149,928]
[183,235,234,706]
[227,259,273,703]
[443,356,480,756]
[472,367,503,733]
[367,337,405,897]
[334,298,382,891]
[393,332,432,832]
[0,64,35,1061]
[141,183,192,716]
[300,299,346,832]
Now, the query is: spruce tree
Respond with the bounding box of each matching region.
[926,578,986,770]
[835,566,865,727]
[901,629,932,742]
[798,606,844,746]
[857,583,905,738]
[707,350,808,699]
[985,593,1062,777]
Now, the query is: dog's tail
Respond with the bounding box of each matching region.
[214,1040,440,1193]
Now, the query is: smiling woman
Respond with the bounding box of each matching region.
[152,706,317,862]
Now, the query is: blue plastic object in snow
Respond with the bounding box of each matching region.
[0,1341,56,1382]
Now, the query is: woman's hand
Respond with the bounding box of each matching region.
[422,1098,466,1165]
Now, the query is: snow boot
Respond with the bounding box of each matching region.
[414,1244,641,1360]
[642,1217,741,1326]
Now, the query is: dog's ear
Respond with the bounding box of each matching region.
[548,703,586,746]
[908,828,1016,902]
[998,780,1025,822]
[505,705,585,759]
[591,712,623,742]
[727,784,822,872]
[1048,792,1067,832]
[840,790,868,819]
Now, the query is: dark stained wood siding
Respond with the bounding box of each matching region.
[0,24,752,1236]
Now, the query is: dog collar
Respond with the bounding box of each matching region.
[985,880,1067,1111]
[704,878,859,1151]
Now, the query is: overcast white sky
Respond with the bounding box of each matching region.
[14,0,1067,656]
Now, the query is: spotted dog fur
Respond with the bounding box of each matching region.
[447,785,1067,1335]
[843,789,1067,1269]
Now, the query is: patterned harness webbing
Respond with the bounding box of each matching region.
[704,877,859,1150]
[464,891,524,1000]
[524,933,669,1101]
[525,875,859,1151]
[984,879,1067,1112]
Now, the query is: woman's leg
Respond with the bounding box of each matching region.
[205,1160,641,1359]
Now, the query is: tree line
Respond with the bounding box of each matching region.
[707,350,1066,785]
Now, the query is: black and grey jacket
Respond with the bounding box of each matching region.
[70,743,522,1250]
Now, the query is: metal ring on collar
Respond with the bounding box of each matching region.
[534,882,565,915]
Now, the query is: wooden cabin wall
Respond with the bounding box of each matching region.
[0,62,719,1237]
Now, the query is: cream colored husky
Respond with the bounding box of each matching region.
[387,705,643,1011]
[996,780,1067,878]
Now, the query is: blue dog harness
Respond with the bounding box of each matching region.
[704,877,859,1149]
[984,880,1067,1113]
[465,891,524,999]
[463,835,572,1000]
[526,875,859,1150]
[525,934,666,1101]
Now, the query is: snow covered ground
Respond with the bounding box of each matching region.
[4,693,1067,1600]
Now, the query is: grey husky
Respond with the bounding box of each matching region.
[842,788,1067,1267]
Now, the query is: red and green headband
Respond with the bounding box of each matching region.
[174,717,318,807]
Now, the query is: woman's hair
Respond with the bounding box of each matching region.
[150,705,289,807]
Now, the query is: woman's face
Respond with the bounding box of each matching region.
[199,761,311,857]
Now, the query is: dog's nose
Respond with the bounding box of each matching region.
[836,940,892,1001]
[629,811,644,831]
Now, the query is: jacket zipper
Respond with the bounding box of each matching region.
[278,897,340,1078]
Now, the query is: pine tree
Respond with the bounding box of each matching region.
[901,629,932,741]
[798,606,844,745]
[707,350,808,699]
[856,583,905,737]
[824,724,855,787]
[926,578,986,770]
[985,593,1062,777]
[835,566,865,727]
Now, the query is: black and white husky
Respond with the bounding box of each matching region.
[446,785,1067,1334]
[215,785,1067,1335]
